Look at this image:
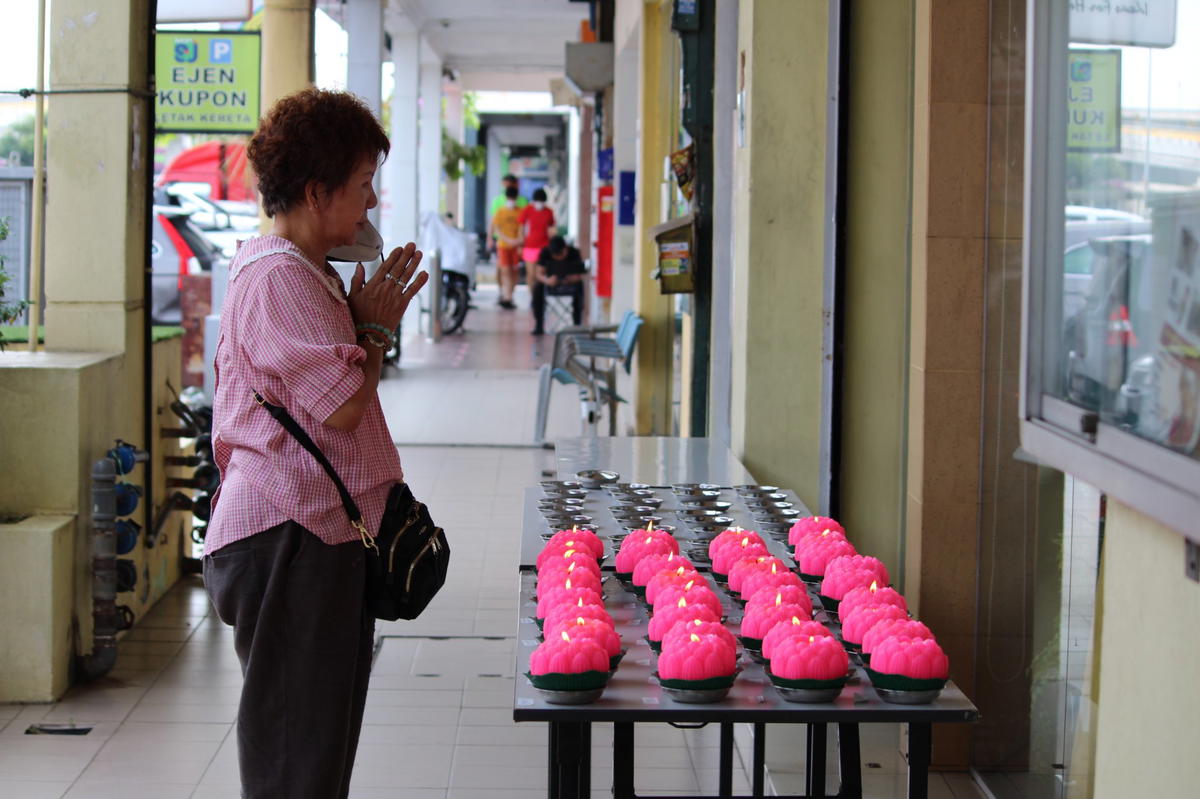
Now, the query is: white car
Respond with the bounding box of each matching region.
[156,184,259,257]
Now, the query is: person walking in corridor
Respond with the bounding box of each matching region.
[202,87,428,799]
[490,185,523,308]
[519,187,556,292]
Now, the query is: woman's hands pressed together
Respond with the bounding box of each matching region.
[348,242,429,331]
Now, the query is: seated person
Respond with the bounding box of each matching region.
[531,235,587,336]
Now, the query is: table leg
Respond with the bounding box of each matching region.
[719,722,734,798]
[549,722,559,799]
[837,723,862,799]
[906,723,931,799]
[613,722,635,799]
[753,722,766,798]
[549,721,590,799]
[806,723,828,799]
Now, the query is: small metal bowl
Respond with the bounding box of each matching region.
[543,488,589,500]
[679,498,734,511]
[608,481,652,493]
[612,505,660,520]
[679,508,723,520]
[535,687,606,705]
[612,496,664,510]
[543,514,594,528]
[874,687,943,705]
[575,469,620,489]
[746,500,796,515]
[617,517,667,532]
[541,480,583,491]
[538,498,585,510]
[687,516,736,534]
[672,483,724,497]
[733,484,781,496]
[611,487,657,500]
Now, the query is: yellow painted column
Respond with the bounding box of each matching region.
[43,0,153,355]
[633,0,676,435]
[730,0,830,508]
[259,0,313,231]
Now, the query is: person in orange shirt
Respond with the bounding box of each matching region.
[519,188,556,290]
[489,186,523,309]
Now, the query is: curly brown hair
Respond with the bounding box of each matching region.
[248,87,390,217]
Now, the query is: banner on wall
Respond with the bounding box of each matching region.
[1067,49,1121,153]
[1069,0,1177,48]
[155,31,261,134]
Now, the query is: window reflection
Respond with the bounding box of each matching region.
[1059,3,1200,461]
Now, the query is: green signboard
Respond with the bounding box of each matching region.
[1067,49,1121,153]
[155,31,261,133]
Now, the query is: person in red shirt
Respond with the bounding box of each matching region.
[203,88,428,799]
[519,187,555,289]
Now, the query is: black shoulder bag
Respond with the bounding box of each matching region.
[253,391,450,621]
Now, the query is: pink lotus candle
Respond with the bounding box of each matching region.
[762,617,833,660]
[741,600,811,641]
[543,528,604,560]
[839,604,908,646]
[658,630,738,681]
[615,529,679,574]
[707,527,756,561]
[861,619,933,656]
[548,616,623,658]
[530,630,611,675]
[536,584,603,620]
[870,636,949,680]
[839,582,907,622]
[647,600,720,645]
[821,555,890,597]
[769,634,849,681]
[746,584,813,619]
[536,565,603,600]
[537,549,602,579]
[543,599,613,634]
[740,566,804,602]
[662,618,738,654]
[709,530,766,569]
[788,516,846,547]
[794,536,856,578]
[645,564,701,605]
[728,556,788,594]
[633,552,693,589]
[711,538,769,576]
[652,579,723,618]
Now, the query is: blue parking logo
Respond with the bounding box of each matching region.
[210,38,233,64]
[174,38,197,63]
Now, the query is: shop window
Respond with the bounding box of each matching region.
[1023,1,1200,539]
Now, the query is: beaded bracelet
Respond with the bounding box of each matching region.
[354,322,395,348]
[356,331,390,350]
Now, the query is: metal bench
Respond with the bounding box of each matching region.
[534,310,644,444]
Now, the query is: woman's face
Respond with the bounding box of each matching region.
[321,154,378,246]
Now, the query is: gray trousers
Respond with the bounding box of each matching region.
[203,520,375,799]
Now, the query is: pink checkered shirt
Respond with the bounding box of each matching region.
[204,235,403,554]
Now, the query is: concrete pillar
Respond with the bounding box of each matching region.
[418,53,443,220]
[345,0,384,229]
[384,27,419,247]
[632,5,675,435]
[709,0,739,446]
[730,0,831,506]
[262,0,314,110]
[612,32,640,320]
[43,0,152,355]
[576,103,594,257]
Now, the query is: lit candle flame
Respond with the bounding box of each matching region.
[564,548,576,558]
[775,594,782,607]
[693,619,703,627]
[565,577,573,589]
[821,529,831,537]
[567,562,576,573]
[690,633,701,643]
[791,616,802,625]
[648,520,656,532]
[808,635,815,643]
[572,524,579,533]
[574,617,586,626]
[576,598,585,608]
[675,566,687,576]
[731,526,743,534]
[645,536,654,545]
[741,536,750,547]
[684,579,695,591]
[770,562,777,574]
[562,631,572,642]
[677,597,688,609]
[869,580,878,592]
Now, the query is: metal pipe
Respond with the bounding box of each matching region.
[26,0,46,351]
[78,458,118,681]
[428,249,442,342]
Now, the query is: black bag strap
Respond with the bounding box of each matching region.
[252,390,376,549]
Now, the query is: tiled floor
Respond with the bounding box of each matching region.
[0,283,986,798]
